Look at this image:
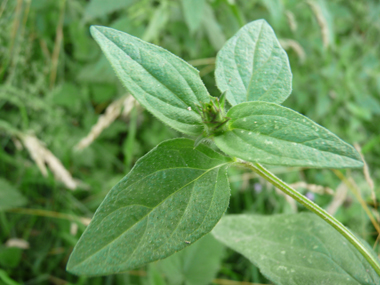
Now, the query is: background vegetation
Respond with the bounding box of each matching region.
[1,0,379,284]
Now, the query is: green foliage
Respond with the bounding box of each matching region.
[214,102,363,168]
[67,139,231,275]
[64,17,375,281]
[181,0,205,34]
[84,0,136,20]
[1,0,380,284]
[155,234,225,285]
[213,213,380,285]
[215,20,292,106]
[0,179,27,211]
[0,247,22,269]
[90,25,212,136]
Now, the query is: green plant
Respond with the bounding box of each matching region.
[65,19,379,283]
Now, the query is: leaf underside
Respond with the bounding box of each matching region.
[66,138,231,276]
[215,19,292,106]
[90,26,212,137]
[214,102,363,168]
[212,213,380,285]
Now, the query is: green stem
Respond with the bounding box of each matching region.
[243,161,380,277]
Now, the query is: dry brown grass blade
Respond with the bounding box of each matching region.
[75,95,135,150]
[275,188,297,212]
[199,64,215,77]
[21,134,79,190]
[327,182,348,215]
[333,170,380,236]
[5,238,29,249]
[9,0,23,55]
[307,0,330,48]
[279,39,306,64]
[290,181,334,195]
[188,57,216,66]
[354,143,376,208]
[374,234,380,252]
[285,10,297,32]
[6,208,91,225]
[121,95,137,118]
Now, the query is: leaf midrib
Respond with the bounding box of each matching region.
[229,129,358,164]
[154,166,223,254]
[100,27,206,111]
[105,164,227,221]
[223,233,364,284]
[246,20,264,102]
[227,112,357,158]
[70,162,230,269]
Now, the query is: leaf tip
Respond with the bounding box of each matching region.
[350,157,364,169]
[66,249,88,276]
[65,263,75,275]
[89,25,113,40]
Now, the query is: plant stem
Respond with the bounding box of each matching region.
[243,161,380,277]
[6,208,90,225]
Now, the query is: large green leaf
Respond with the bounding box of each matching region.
[214,102,363,168]
[66,139,231,276]
[215,19,292,106]
[90,26,212,137]
[156,234,224,285]
[0,178,27,211]
[212,213,380,285]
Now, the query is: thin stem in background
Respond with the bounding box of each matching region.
[354,143,377,208]
[332,169,380,236]
[187,57,216,66]
[49,0,66,89]
[242,162,380,277]
[6,208,90,225]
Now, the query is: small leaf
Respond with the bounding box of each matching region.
[90,26,212,136]
[215,19,292,106]
[156,234,224,285]
[66,138,231,276]
[181,0,206,34]
[213,213,380,285]
[214,102,363,168]
[0,179,27,211]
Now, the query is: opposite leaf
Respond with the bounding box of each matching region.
[212,213,380,285]
[66,138,231,276]
[215,19,292,106]
[214,102,363,168]
[90,26,212,136]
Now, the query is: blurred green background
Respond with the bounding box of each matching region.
[0,0,379,284]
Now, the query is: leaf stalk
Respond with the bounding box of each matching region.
[242,161,380,277]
